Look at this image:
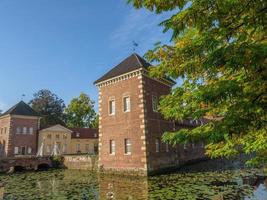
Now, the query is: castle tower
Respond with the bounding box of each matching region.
[95,54,188,175]
[0,101,40,157]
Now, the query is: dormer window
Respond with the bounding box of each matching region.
[94,133,97,138]
[76,132,80,137]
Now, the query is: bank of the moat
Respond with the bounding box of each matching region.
[0,166,266,200]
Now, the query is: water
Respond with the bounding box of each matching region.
[0,169,266,200]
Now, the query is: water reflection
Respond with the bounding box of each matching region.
[0,169,266,200]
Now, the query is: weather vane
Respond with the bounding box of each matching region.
[132,40,138,52]
[21,94,26,101]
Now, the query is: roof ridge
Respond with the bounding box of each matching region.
[133,53,143,67]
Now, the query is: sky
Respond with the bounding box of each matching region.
[0,0,174,112]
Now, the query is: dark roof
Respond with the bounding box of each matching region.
[0,101,39,117]
[70,128,99,139]
[94,53,151,84]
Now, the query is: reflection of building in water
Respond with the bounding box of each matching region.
[0,186,4,200]
[99,174,148,200]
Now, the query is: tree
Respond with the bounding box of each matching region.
[65,93,97,128]
[129,0,267,166]
[0,110,2,115]
[29,89,66,128]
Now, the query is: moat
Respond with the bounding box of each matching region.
[0,167,266,200]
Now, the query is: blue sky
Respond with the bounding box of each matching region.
[0,0,173,112]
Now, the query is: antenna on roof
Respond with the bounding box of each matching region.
[21,94,26,101]
[132,41,138,52]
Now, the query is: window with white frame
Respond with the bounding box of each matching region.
[152,95,158,112]
[109,99,115,115]
[29,127,33,135]
[123,96,130,112]
[23,127,27,134]
[16,127,21,134]
[27,147,32,154]
[109,140,115,155]
[124,139,131,155]
[14,147,19,154]
[183,143,187,150]
[155,138,160,153]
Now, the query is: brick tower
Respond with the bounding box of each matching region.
[0,101,40,157]
[95,54,205,175]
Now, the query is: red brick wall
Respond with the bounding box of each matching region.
[98,75,146,171]
[8,116,39,157]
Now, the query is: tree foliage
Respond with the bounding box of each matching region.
[129,0,267,165]
[29,89,66,128]
[65,93,97,128]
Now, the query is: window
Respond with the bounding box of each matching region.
[124,139,131,155]
[14,147,19,154]
[155,139,160,153]
[166,143,169,152]
[109,99,115,115]
[76,132,80,137]
[63,134,67,139]
[63,144,67,153]
[123,96,130,112]
[27,147,32,154]
[109,140,115,155]
[192,143,195,149]
[76,144,81,152]
[152,95,158,112]
[4,127,7,134]
[23,127,27,134]
[183,143,187,150]
[46,145,51,153]
[16,127,21,134]
[56,134,60,139]
[56,142,61,152]
[29,127,33,135]
[47,134,52,139]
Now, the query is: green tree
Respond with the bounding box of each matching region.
[65,93,97,128]
[129,0,267,165]
[29,89,66,128]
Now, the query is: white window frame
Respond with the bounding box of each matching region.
[124,138,132,155]
[23,127,27,134]
[109,99,115,115]
[152,95,158,112]
[109,140,115,155]
[16,127,21,134]
[14,147,19,154]
[29,127,33,135]
[27,147,32,154]
[123,96,130,112]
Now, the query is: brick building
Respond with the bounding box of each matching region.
[0,101,40,158]
[95,53,205,175]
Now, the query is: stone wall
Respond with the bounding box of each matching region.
[63,155,98,170]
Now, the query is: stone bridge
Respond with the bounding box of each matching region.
[0,156,52,173]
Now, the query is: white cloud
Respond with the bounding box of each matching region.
[109,7,174,56]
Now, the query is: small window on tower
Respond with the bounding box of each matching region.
[155,138,160,153]
[124,139,132,155]
[152,95,158,112]
[123,96,130,112]
[109,99,115,115]
[110,140,115,155]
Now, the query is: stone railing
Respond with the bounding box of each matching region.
[63,155,98,170]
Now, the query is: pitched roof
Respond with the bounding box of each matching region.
[94,53,151,84]
[70,128,99,139]
[0,101,39,117]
